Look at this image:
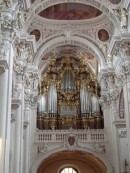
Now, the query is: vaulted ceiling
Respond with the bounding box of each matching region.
[26,0,122,74]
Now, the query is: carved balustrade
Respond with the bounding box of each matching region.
[35,129,107,143]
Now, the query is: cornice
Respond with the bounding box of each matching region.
[108,33,130,56]
[29,14,113,31]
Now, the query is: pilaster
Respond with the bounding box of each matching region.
[99,65,123,173]
[0,7,16,171]
[120,51,130,169]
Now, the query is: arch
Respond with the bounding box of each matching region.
[30,147,113,173]
[26,0,120,29]
[34,35,106,70]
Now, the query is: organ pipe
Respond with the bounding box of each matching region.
[48,80,57,114]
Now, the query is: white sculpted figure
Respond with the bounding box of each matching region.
[27,53,33,63]
[121,8,128,29]
[102,43,108,55]
[18,9,25,29]
[16,41,25,57]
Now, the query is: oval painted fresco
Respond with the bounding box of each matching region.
[30,29,40,42]
[38,3,102,20]
[98,29,109,42]
[109,0,121,4]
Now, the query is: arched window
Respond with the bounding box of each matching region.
[60,167,78,173]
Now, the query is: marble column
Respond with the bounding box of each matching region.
[0,30,14,173]
[30,98,38,167]
[23,89,31,173]
[10,99,21,173]
[99,69,121,173]
[14,73,24,173]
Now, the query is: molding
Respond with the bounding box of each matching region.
[124,0,130,9]
[108,33,130,55]
[0,60,8,74]
[11,99,21,110]
[118,128,127,138]
[113,119,126,128]
[23,120,29,128]
[30,13,112,30]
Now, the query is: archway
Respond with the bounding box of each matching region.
[33,35,106,70]
[36,151,108,173]
[31,148,113,173]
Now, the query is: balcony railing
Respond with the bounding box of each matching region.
[35,129,107,143]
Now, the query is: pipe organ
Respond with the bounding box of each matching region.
[37,57,104,130]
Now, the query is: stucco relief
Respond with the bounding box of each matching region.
[24,108,30,127]
[118,128,127,137]
[12,84,21,99]
[93,143,106,154]
[11,111,16,123]
[63,133,82,150]
[39,143,49,153]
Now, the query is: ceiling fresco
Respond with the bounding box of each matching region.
[38,3,102,20]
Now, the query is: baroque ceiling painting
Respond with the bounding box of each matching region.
[38,3,102,20]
